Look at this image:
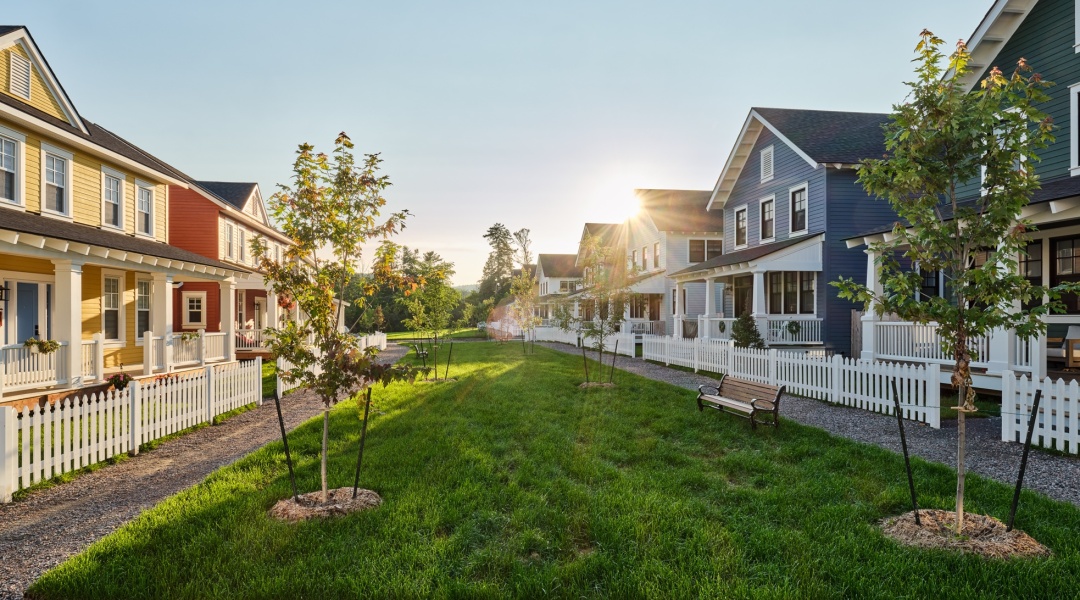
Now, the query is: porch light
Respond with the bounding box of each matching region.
[0,284,7,302]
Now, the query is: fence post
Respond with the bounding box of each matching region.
[198,329,206,367]
[164,333,174,373]
[255,356,264,406]
[94,333,104,382]
[693,339,699,372]
[129,379,142,456]
[0,406,16,503]
[206,365,216,424]
[143,332,154,376]
[768,349,777,385]
[1001,370,1016,442]
[927,363,941,429]
[726,340,735,375]
[831,355,843,405]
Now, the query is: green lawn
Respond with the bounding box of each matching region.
[261,360,276,399]
[385,328,485,341]
[28,343,1080,599]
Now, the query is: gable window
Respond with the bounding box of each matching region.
[136,182,154,237]
[41,144,73,217]
[760,197,775,241]
[790,184,807,234]
[653,242,660,269]
[182,291,208,328]
[735,207,748,248]
[9,53,31,100]
[102,170,123,229]
[102,274,122,342]
[760,145,774,182]
[136,279,151,341]
[0,128,22,205]
[225,223,235,259]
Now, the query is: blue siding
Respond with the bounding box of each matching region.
[723,127,826,250]
[822,169,900,354]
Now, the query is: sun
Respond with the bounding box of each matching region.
[585,172,643,224]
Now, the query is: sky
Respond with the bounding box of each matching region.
[8,0,990,286]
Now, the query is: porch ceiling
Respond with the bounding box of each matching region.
[0,206,248,279]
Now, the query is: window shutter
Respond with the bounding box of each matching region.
[760,146,774,182]
[9,53,31,100]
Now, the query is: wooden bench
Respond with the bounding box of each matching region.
[412,344,429,360]
[696,375,784,429]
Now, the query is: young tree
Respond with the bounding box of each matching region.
[730,311,765,349]
[833,32,1063,531]
[553,233,633,382]
[256,133,422,505]
[509,228,541,352]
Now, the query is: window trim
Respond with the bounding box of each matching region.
[135,277,152,345]
[100,166,125,231]
[0,124,26,208]
[40,143,74,220]
[135,179,155,238]
[239,228,247,263]
[759,195,776,243]
[101,270,125,345]
[789,182,809,235]
[760,145,774,183]
[641,245,647,270]
[182,291,208,329]
[224,222,235,259]
[734,206,748,249]
[1070,83,1080,175]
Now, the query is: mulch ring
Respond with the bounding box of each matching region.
[269,487,382,522]
[579,382,616,389]
[880,509,1050,559]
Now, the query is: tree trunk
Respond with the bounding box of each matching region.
[321,406,330,504]
[952,331,973,534]
[957,391,967,533]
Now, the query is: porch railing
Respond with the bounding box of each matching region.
[0,342,69,393]
[698,317,736,340]
[874,321,990,367]
[621,320,666,336]
[235,328,266,351]
[81,335,104,383]
[204,332,227,362]
[766,317,823,345]
[172,335,201,368]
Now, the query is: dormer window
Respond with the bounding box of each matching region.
[9,53,31,100]
[760,145,774,182]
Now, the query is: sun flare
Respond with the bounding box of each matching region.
[585,173,643,224]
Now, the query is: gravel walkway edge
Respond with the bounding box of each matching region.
[0,345,407,600]
[537,342,1080,509]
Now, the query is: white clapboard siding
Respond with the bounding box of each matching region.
[1002,373,1079,455]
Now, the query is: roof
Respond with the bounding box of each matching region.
[538,254,582,278]
[0,205,247,273]
[583,223,623,243]
[196,181,258,210]
[636,189,723,232]
[0,26,22,36]
[708,107,888,210]
[753,108,890,164]
[669,236,812,277]
[957,0,1038,92]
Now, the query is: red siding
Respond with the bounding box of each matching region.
[168,185,220,259]
[174,283,222,332]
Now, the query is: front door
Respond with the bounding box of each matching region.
[16,282,39,342]
[733,275,753,317]
[254,298,265,329]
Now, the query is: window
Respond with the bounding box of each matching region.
[766,271,816,315]
[631,250,637,268]
[919,268,940,300]
[783,272,798,313]
[735,207,748,247]
[799,272,815,314]
[182,292,207,328]
[136,182,154,236]
[760,145,774,182]
[560,280,570,293]
[790,185,807,233]
[629,295,646,319]
[689,239,723,262]
[225,223,235,259]
[136,279,151,341]
[9,53,30,100]
[768,272,782,313]
[671,289,677,315]
[706,239,722,260]
[1021,241,1043,310]
[760,197,775,241]
[41,144,73,217]
[642,246,647,269]
[689,240,706,263]
[653,242,660,269]
[0,127,23,205]
[102,275,121,341]
[102,171,122,229]
[239,229,247,263]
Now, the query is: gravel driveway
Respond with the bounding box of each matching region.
[0,344,406,600]
[539,342,1080,508]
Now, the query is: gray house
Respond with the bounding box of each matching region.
[670,107,899,354]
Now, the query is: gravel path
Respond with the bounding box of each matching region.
[538,342,1080,508]
[0,345,407,600]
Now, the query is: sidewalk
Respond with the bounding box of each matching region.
[0,344,407,600]
[538,342,1080,508]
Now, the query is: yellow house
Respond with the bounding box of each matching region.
[0,26,248,399]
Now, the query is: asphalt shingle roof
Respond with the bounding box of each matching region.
[754,107,890,164]
[669,235,815,277]
[196,181,258,210]
[538,254,582,278]
[636,189,723,232]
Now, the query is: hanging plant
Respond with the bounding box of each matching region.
[278,293,296,310]
[179,331,200,342]
[786,320,802,338]
[23,337,61,354]
[107,370,133,391]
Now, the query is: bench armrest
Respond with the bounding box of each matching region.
[697,384,720,396]
[751,398,776,411]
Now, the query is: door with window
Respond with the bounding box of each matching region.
[3,281,51,345]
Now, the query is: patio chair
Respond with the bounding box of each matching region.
[1046,325,1080,368]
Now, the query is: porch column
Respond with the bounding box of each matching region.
[675,281,685,338]
[220,278,236,362]
[151,273,174,337]
[267,290,279,329]
[751,270,767,341]
[52,260,83,388]
[860,249,882,361]
[703,276,716,340]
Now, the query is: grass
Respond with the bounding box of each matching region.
[27,343,1080,599]
[385,328,485,341]
[261,360,276,399]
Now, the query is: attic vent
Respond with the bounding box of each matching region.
[9,52,31,100]
[760,145,774,182]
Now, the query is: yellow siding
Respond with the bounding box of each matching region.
[71,151,104,227]
[81,266,144,368]
[22,134,40,213]
[0,44,69,124]
[81,265,101,342]
[156,182,167,242]
[0,253,52,274]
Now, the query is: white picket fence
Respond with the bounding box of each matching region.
[0,358,263,502]
[534,326,579,346]
[1002,372,1079,454]
[533,327,635,357]
[641,335,941,428]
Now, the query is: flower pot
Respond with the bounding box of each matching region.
[28,345,39,354]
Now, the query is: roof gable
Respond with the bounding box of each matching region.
[0,27,85,133]
[958,0,1039,93]
[196,181,271,225]
[537,253,582,278]
[708,108,888,210]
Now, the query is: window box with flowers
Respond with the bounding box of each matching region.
[23,337,61,354]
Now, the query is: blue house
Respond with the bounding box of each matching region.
[670,107,899,355]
